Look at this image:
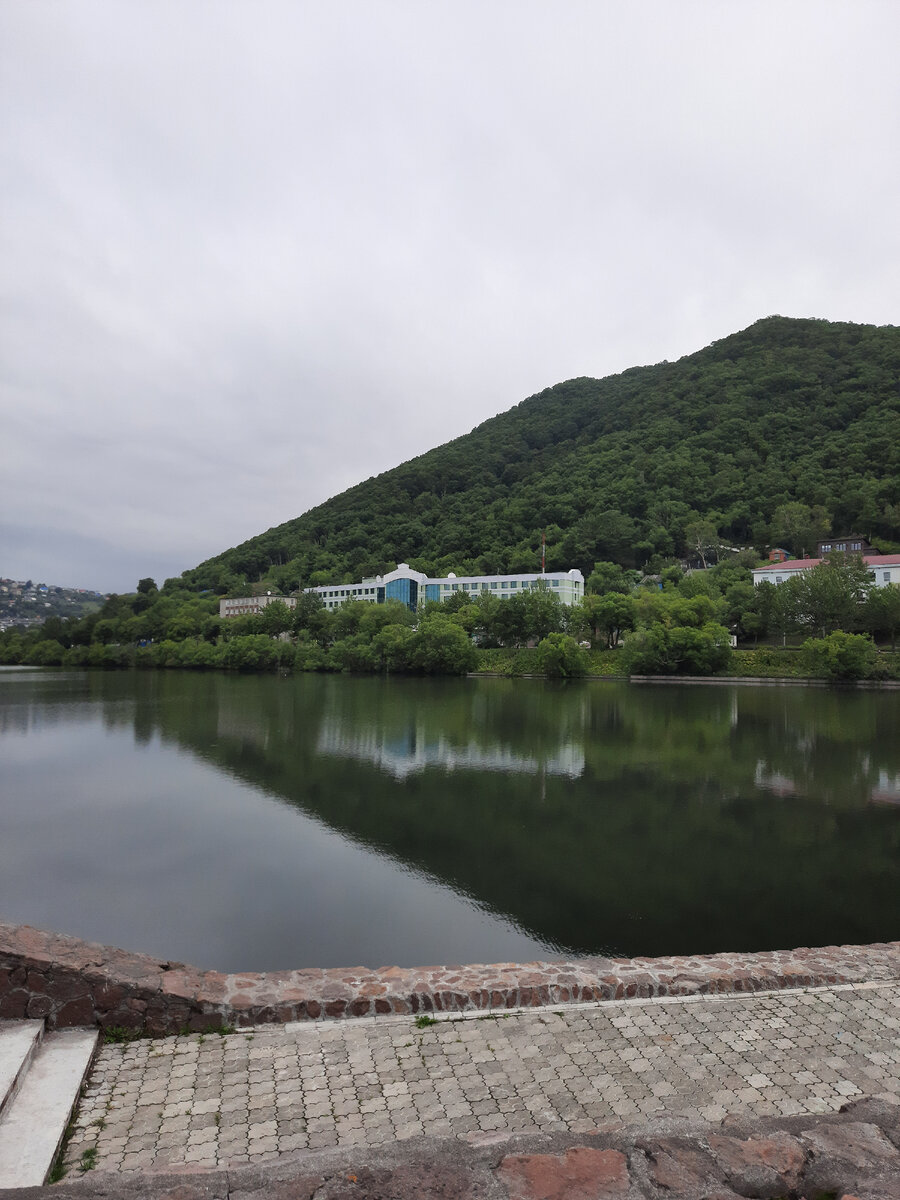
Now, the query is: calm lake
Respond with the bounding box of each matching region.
[1,667,898,972]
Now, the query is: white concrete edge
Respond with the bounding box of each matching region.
[81,978,899,1049]
[270,978,899,1033]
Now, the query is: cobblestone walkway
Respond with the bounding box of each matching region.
[63,981,900,1176]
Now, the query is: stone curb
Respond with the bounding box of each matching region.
[2,921,899,1037]
[9,1096,900,1199]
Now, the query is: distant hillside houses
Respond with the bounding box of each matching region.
[751,554,900,587]
[0,577,106,630]
[220,563,585,617]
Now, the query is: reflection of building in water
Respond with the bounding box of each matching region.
[872,771,900,806]
[756,760,900,807]
[754,762,799,797]
[318,719,584,780]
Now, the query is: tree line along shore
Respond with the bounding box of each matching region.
[2,553,898,683]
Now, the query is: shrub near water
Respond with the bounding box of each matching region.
[222,635,289,672]
[800,632,878,680]
[622,622,732,676]
[535,634,589,678]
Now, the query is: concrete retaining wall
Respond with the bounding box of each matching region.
[2,921,899,1036]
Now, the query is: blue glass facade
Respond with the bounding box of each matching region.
[385,577,418,610]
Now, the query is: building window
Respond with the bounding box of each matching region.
[884,572,891,583]
[552,579,559,587]
[510,581,517,589]
[775,576,783,583]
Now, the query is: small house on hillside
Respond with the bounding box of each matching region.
[817,536,874,555]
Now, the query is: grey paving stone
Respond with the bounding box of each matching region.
[59,980,900,1177]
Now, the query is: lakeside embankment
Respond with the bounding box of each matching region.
[471,645,900,680]
[3,921,899,1036]
[4,645,898,682]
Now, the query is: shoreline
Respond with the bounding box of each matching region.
[470,670,900,688]
[3,662,897,691]
[3,920,899,1037]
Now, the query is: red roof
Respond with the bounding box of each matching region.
[753,554,900,573]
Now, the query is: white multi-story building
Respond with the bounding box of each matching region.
[751,554,900,588]
[308,563,585,612]
[219,594,298,618]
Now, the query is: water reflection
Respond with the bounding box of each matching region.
[1,668,899,968]
[317,719,584,780]
[872,771,900,806]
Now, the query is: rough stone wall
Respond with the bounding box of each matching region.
[1,921,899,1035]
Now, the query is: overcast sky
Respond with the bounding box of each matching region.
[2,1,898,593]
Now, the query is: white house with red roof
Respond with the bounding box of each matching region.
[751,554,900,587]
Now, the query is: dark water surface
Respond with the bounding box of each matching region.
[1,667,898,972]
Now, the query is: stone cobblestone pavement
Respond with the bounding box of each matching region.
[62,980,900,1178]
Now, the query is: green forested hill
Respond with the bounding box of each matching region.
[185,316,900,592]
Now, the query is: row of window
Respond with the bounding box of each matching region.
[821,542,864,551]
[318,580,580,597]
[442,579,573,592]
[774,571,892,584]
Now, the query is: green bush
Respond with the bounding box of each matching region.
[623,621,732,676]
[294,637,328,672]
[585,648,626,676]
[0,634,27,664]
[473,648,517,674]
[800,632,877,680]
[535,634,588,678]
[23,639,66,666]
[221,635,281,672]
[728,648,804,677]
[410,614,477,674]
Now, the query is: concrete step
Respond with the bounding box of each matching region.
[0,1026,99,1188]
[0,1020,44,1122]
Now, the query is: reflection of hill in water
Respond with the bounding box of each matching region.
[317,718,584,780]
[134,672,900,959]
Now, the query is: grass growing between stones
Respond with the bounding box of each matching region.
[78,1146,98,1174]
[47,1119,75,1184]
[103,1026,147,1045]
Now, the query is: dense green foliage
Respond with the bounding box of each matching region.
[2,551,899,681]
[180,316,900,594]
[535,633,589,678]
[800,632,879,680]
